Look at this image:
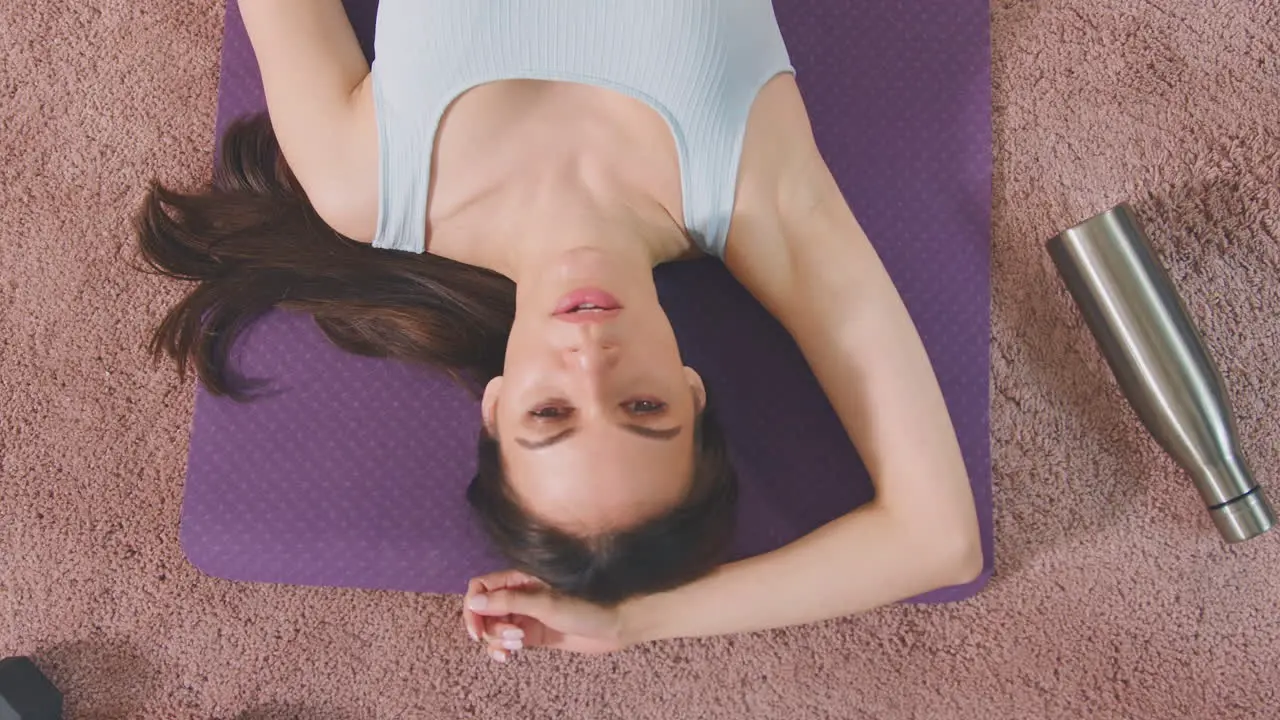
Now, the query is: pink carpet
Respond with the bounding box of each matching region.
[3,0,1279,717]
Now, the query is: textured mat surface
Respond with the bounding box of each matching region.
[181,0,993,601]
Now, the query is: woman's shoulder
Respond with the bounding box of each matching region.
[304,78,381,245]
[728,73,828,248]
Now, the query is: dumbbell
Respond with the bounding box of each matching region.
[0,657,62,720]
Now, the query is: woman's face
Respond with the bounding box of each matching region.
[482,248,705,533]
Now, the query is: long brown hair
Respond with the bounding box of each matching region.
[137,114,515,395]
[137,113,738,604]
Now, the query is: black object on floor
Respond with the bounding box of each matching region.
[0,657,63,720]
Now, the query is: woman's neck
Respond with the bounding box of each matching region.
[426,152,690,284]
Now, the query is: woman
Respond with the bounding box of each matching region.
[138,0,982,662]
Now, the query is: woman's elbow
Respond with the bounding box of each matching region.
[933,525,984,586]
[898,513,983,588]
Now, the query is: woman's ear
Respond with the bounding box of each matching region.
[481,377,504,434]
[683,367,707,413]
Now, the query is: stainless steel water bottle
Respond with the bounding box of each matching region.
[1047,203,1275,542]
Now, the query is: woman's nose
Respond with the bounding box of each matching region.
[563,343,618,372]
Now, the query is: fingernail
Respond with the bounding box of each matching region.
[468,595,488,611]
[502,639,523,651]
[502,628,524,641]
[490,649,507,663]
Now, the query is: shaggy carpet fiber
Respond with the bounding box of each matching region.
[3,1,1278,718]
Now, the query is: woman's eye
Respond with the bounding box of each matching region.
[626,399,667,415]
[530,405,572,420]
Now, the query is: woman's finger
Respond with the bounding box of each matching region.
[463,577,493,642]
[464,570,551,645]
[484,619,521,663]
[461,597,481,642]
[510,614,549,648]
[466,587,555,620]
[464,572,526,642]
[462,585,485,642]
[470,569,545,594]
[482,617,526,651]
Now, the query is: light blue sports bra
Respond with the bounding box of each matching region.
[370,0,794,259]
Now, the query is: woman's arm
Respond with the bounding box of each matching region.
[461,81,982,657]
[464,175,985,651]
[239,0,378,241]
[618,146,984,643]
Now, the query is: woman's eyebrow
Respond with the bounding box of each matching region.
[621,424,683,440]
[515,428,577,450]
[513,424,682,450]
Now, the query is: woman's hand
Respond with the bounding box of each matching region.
[462,570,632,662]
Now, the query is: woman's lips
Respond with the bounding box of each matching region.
[553,308,622,324]
[552,288,623,317]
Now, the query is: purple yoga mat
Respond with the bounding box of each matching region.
[182,0,993,602]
